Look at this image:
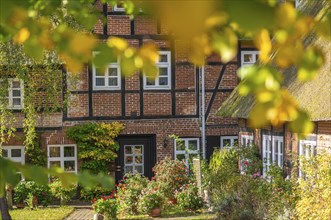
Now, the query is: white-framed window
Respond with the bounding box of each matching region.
[47,145,77,173]
[262,135,284,176]
[144,51,171,90]
[298,138,317,177]
[2,146,25,179]
[93,58,121,90]
[220,136,238,149]
[1,146,25,165]
[241,51,259,67]
[124,145,144,175]
[241,134,254,147]
[0,79,24,109]
[174,138,199,167]
[114,1,125,12]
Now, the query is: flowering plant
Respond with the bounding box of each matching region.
[92,195,118,220]
[137,181,164,214]
[153,157,189,199]
[116,173,149,214]
[49,179,77,205]
[13,181,51,206]
[176,182,204,210]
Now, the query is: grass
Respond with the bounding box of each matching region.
[119,206,216,219]
[9,206,74,220]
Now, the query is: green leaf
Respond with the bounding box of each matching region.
[289,110,314,137]
[23,38,43,61]
[297,47,324,81]
[223,0,275,32]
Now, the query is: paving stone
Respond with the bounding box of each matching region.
[65,208,94,220]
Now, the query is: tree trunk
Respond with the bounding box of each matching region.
[0,196,12,220]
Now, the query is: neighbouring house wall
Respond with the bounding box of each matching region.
[317,121,331,150]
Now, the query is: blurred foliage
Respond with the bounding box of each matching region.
[66,122,124,174]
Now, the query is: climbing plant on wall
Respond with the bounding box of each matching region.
[66,122,124,174]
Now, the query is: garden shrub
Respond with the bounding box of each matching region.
[116,173,149,215]
[137,181,164,214]
[93,196,118,220]
[176,182,204,211]
[13,181,51,206]
[153,157,189,199]
[49,180,77,205]
[80,186,112,201]
[294,149,331,219]
[66,122,124,174]
[208,146,292,219]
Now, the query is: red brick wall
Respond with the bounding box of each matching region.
[175,92,196,115]
[175,65,195,89]
[92,93,122,116]
[67,94,89,118]
[107,15,131,35]
[143,93,171,115]
[134,16,157,35]
[317,121,331,149]
[125,93,140,116]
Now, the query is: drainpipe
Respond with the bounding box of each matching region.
[201,65,206,159]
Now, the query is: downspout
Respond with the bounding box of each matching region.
[201,65,206,159]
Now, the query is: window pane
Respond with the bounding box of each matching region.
[64,161,75,172]
[64,146,75,157]
[135,155,143,164]
[12,98,21,106]
[176,140,185,151]
[244,54,253,62]
[146,78,155,85]
[49,147,60,157]
[275,141,278,153]
[96,68,105,76]
[125,146,132,154]
[96,78,105,86]
[188,140,198,150]
[134,146,143,154]
[2,149,8,157]
[135,166,143,174]
[50,161,61,168]
[108,68,118,76]
[11,149,22,157]
[108,78,118,86]
[125,156,133,164]
[12,81,21,88]
[222,139,231,147]
[176,154,185,161]
[159,68,168,76]
[125,166,133,173]
[233,138,238,146]
[12,90,21,97]
[159,77,168,86]
[159,54,168,62]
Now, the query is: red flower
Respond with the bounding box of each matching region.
[244,161,249,165]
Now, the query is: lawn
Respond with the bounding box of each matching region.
[9,207,74,220]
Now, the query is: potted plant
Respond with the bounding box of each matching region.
[137,181,164,217]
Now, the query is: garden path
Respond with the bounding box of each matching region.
[64,208,93,220]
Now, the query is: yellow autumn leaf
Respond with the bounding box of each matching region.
[138,43,159,63]
[13,28,30,43]
[107,37,128,52]
[190,34,211,66]
[275,2,297,29]
[69,34,97,55]
[205,13,228,30]
[254,29,272,63]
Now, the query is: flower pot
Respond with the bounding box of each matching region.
[150,207,161,217]
[93,213,104,220]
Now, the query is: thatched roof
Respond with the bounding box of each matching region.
[217,0,331,121]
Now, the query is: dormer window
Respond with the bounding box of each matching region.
[241,51,259,67]
[114,2,125,12]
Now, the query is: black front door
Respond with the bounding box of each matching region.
[115,135,156,182]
